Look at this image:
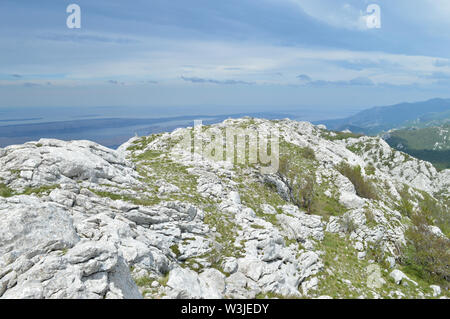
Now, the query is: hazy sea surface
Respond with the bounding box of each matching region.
[0,106,357,149]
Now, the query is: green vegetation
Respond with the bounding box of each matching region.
[275,142,346,218]
[346,142,365,154]
[392,185,450,288]
[277,144,318,213]
[158,272,170,286]
[203,208,245,269]
[127,134,162,152]
[400,149,449,171]
[135,276,154,287]
[365,164,376,176]
[170,244,181,258]
[315,233,373,298]
[364,209,377,228]
[366,239,388,268]
[321,98,450,135]
[255,292,301,299]
[308,187,347,219]
[339,215,357,234]
[134,272,170,289]
[0,183,58,198]
[400,212,450,288]
[315,232,441,298]
[396,185,414,218]
[396,185,449,237]
[0,183,14,197]
[336,162,378,200]
[387,124,450,150]
[134,149,200,201]
[385,124,450,171]
[294,146,317,161]
[417,192,450,237]
[321,131,363,141]
[21,185,59,196]
[239,180,283,225]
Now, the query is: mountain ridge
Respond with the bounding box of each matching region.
[315,98,450,135]
[0,118,448,299]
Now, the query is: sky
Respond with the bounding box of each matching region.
[1,0,450,112]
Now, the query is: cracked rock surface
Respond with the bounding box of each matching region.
[0,118,448,299]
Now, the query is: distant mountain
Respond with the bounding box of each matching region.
[383,123,450,170]
[315,98,450,135]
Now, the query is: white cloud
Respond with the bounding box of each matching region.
[284,0,450,34]
[2,28,449,88]
[287,0,372,30]
[22,35,449,87]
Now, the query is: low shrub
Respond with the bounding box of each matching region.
[400,212,450,286]
[0,183,14,197]
[336,162,378,200]
[293,174,316,213]
[396,185,414,217]
[340,215,358,234]
[299,146,316,161]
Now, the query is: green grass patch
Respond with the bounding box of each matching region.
[322,131,363,141]
[0,183,14,197]
[22,185,59,196]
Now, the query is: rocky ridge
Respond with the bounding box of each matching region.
[0,118,448,299]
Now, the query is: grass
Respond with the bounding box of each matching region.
[22,185,58,196]
[309,186,347,218]
[135,276,154,287]
[133,150,200,202]
[134,271,170,289]
[396,185,414,218]
[0,183,59,198]
[315,233,440,298]
[250,224,266,229]
[255,292,302,299]
[339,215,358,234]
[321,131,363,141]
[170,244,181,258]
[0,183,14,197]
[158,273,170,286]
[364,209,377,228]
[365,164,376,176]
[237,139,346,220]
[417,191,450,237]
[384,124,450,171]
[315,233,373,298]
[239,179,284,225]
[127,134,163,152]
[203,208,245,265]
[400,212,450,288]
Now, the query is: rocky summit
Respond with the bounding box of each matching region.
[0,118,448,299]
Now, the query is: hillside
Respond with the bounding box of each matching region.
[384,124,450,171]
[0,118,449,299]
[316,98,450,135]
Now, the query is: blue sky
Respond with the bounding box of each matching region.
[1,0,450,112]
